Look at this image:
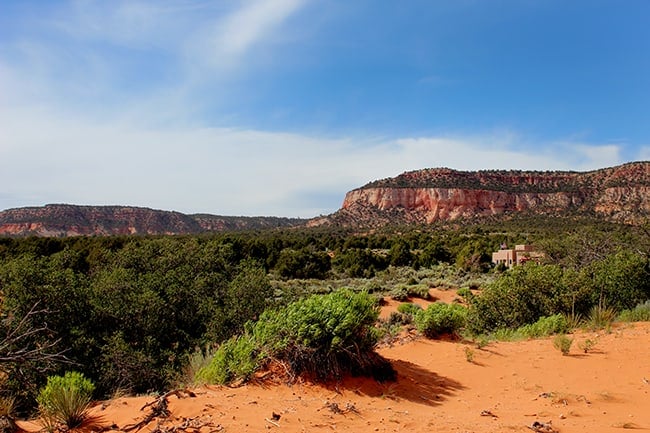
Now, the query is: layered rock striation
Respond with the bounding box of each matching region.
[323,161,650,226]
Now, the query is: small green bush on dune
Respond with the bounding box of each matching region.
[414,303,467,338]
[37,372,95,430]
[197,289,395,385]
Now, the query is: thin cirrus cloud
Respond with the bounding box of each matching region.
[214,0,305,58]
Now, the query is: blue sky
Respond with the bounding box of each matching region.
[1,0,649,217]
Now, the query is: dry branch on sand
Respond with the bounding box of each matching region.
[122,390,197,433]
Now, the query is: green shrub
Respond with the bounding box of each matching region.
[198,289,394,384]
[408,284,431,300]
[466,264,569,334]
[618,301,650,322]
[456,287,474,302]
[37,372,95,429]
[517,314,569,338]
[389,285,409,301]
[414,303,467,338]
[397,302,422,316]
[578,338,597,353]
[587,251,650,311]
[553,334,573,355]
[195,336,257,385]
[389,284,429,301]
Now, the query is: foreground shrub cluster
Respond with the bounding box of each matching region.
[466,252,650,335]
[197,289,395,385]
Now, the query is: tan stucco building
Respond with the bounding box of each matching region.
[492,244,541,268]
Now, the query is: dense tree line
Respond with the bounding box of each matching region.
[0,216,647,414]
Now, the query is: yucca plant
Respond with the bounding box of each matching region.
[37,372,95,430]
[586,304,617,330]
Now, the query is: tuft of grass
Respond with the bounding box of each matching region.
[0,397,15,419]
[553,334,573,355]
[563,311,583,329]
[578,338,597,353]
[37,372,95,430]
[586,304,617,330]
[183,346,216,385]
[464,346,475,363]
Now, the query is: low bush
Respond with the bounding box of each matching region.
[389,284,429,301]
[578,338,597,353]
[618,301,650,322]
[194,336,257,385]
[553,334,573,355]
[397,302,422,316]
[197,289,395,385]
[517,314,569,338]
[37,372,95,430]
[414,303,467,338]
[408,284,431,300]
[389,285,409,301]
[456,287,474,302]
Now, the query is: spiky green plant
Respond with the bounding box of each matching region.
[37,372,95,430]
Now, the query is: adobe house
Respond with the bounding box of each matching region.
[492,244,541,268]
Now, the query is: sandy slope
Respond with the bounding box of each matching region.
[19,292,650,433]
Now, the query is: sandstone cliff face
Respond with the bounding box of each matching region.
[341,188,590,223]
[322,161,650,226]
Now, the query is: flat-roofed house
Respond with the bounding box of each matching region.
[492,244,541,268]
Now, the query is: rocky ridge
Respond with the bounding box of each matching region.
[2,162,648,236]
[310,161,650,227]
[0,204,305,237]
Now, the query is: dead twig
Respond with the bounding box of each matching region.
[122,390,195,432]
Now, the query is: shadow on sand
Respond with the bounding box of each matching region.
[340,359,465,406]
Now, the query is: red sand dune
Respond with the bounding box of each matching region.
[18,294,650,433]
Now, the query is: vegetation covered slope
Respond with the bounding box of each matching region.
[0,204,306,237]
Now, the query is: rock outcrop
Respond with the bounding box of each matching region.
[313,161,650,227]
[0,204,305,237]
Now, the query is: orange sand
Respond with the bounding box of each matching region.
[18,297,650,433]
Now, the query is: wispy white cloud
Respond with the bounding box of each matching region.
[0,106,624,217]
[215,0,305,58]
